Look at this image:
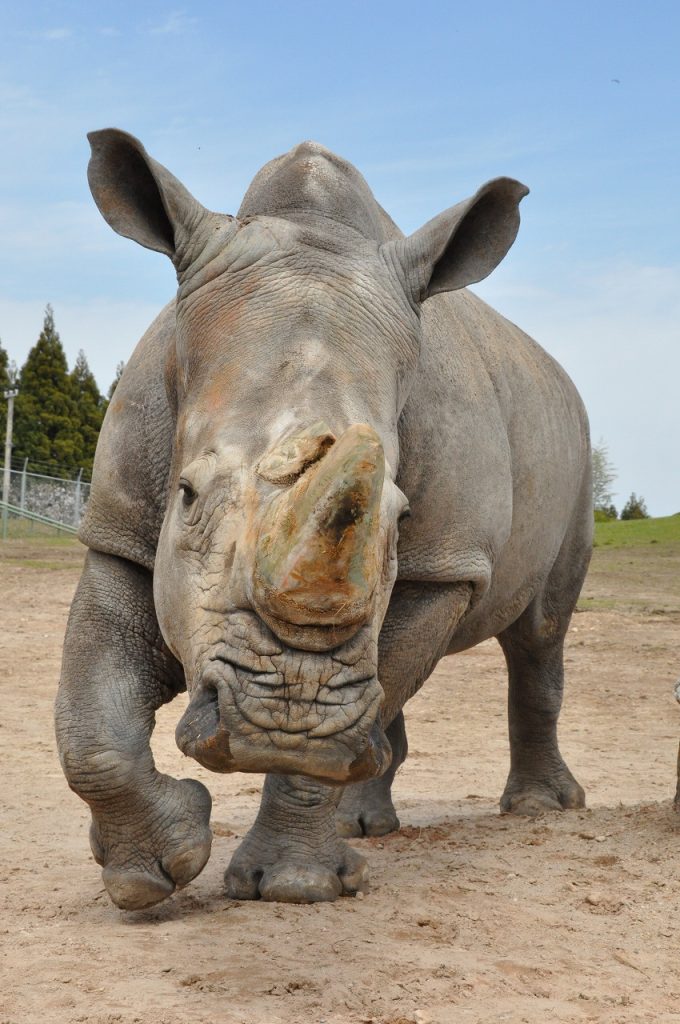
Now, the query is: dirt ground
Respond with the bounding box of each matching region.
[1,534,679,1024]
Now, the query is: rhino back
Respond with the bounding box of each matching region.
[79,302,176,571]
[396,287,590,643]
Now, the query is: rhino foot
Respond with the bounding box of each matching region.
[90,776,212,910]
[225,839,368,903]
[500,764,585,817]
[336,710,406,838]
[336,778,400,838]
[224,773,369,903]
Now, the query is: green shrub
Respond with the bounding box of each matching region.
[620,493,650,520]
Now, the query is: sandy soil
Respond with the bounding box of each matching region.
[1,536,679,1024]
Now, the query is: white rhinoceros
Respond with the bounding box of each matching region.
[56,131,591,909]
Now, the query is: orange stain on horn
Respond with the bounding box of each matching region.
[252,423,384,632]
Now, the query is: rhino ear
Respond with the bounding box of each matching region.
[87,128,209,262]
[386,177,529,303]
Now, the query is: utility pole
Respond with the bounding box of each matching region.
[2,365,19,540]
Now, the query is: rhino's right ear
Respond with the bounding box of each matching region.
[87,128,209,263]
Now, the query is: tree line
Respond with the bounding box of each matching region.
[592,440,649,521]
[0,310,654,515]
[0,305,123,480]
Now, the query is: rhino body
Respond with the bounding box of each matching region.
[56,133,591,909]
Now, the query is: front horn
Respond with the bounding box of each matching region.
[252,423,385,647]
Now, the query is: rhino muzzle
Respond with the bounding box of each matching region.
[174,636,392,784]
[251,423,385,653]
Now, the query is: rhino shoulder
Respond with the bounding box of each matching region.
[396,289,590,590]
[79,301,177,571]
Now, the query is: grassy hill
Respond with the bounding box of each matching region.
[581,514,680,614]
[2,511,679,611]
[594,513,680,549]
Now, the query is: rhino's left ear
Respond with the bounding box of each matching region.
[385,177,529,304]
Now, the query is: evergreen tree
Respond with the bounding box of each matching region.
[620,493,650,520]
[70,349,105,476]
[107,360,125,400]
[0,341,9,450]
[13,306,81,475]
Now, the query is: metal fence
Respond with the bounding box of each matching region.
[0,460,90,528]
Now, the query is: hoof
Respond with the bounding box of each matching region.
[102,866,175,911]
[91,776,213,910]
[336,779,400,838]
[260,863,343,903]
[336,807,400,838]
[225,842,368,904]
[501,773,586,817]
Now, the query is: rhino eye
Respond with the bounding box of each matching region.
[398,505,411,523]
[179,479,197,507]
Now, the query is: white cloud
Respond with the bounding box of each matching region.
[41,28,72,41]
[475,261,680,516]
[148,11,197,35]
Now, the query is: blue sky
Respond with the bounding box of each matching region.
[0,1,678,512]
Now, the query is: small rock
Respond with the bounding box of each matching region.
[585,892,601,906]
[355,890,364,900]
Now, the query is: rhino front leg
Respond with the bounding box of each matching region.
[55,550,212,910]
[336,581,471,839]
[336,711,408,837]
[225,774,368,903]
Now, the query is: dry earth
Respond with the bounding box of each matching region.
[1,535,679,1024]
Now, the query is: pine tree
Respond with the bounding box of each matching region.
[13,306,81,475]
[620,493,650,520]
[0,341,9,449]
[70,349,105,476]
[107,360,125,400]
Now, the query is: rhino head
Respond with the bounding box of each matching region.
[87,130,527,784]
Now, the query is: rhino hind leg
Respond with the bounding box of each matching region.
[335,711,407,837]
[497,629,585,817]
[225,774,368,902]
[56,551,213,911]
[496,507,591,817]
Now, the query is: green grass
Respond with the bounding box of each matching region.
[593,513,680,549]
[1,517,78,542]
[1,557,82,569]
[0,529,83,570]
[579,514,680,615]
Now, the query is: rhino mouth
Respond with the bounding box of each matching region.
[175,612,391,783]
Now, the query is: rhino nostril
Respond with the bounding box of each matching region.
[256,420,336,486]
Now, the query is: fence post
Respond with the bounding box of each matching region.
[2,383,19,540]
[74,468,83,526]
[20,458,28,510]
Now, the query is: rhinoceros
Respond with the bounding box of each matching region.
[56,130,592,910]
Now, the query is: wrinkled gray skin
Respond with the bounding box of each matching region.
[56,131,592,910]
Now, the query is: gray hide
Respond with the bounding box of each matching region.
[56,133,591,909]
